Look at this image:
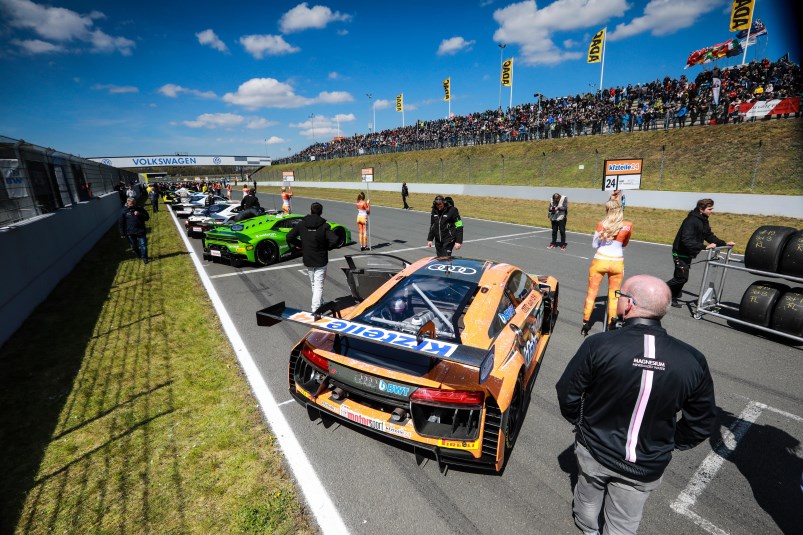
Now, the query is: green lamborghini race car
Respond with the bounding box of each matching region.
[203,213,351,267]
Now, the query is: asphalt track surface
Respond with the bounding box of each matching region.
[175,192,801,535]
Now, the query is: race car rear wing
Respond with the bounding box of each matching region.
[256,302,495,382]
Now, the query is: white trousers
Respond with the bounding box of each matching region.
[308,265,328,312]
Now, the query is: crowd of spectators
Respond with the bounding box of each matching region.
[279,57,801,164]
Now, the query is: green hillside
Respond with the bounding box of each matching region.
[255,118,803,194]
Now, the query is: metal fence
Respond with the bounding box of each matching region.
[0,136,138,227]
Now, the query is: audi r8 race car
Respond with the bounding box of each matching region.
[203,212,350,266]
[256,254,559,472]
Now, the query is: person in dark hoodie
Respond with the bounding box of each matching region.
[427,195,463,257]
[287,202,339,312]
[119,197,150,264]
[666,198,734,307]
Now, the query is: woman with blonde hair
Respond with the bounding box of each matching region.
[356,191,370,251]
[581,199,633,336]
[281,186,293,214]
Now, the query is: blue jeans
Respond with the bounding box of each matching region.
[126,234,148,260]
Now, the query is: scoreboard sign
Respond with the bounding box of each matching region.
[282,170,295,182]
[602,159,642,191]
[361,167,374,182]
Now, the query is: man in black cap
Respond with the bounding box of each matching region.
[427,195,463,257]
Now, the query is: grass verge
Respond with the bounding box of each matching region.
[289,187,802,254]
[0,209,314,534]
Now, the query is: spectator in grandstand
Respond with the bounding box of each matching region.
[666,198,735,308]
[581,199,632,336]
[119,198,150,265]
[548,192,568,250]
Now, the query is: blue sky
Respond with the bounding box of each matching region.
[0,0,798,160]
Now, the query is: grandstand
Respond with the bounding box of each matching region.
[276,57,801,164]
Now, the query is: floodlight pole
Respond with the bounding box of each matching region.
[498,43,506,110]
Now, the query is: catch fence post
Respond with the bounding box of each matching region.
[659,145,666,190]
[467,156,471,183]
[750,140,763,192]
[593,149,599,188]
[501,154,505,185]
[541,152,547,186]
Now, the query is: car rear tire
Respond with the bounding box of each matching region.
[255,240,279,266]
[334,228,346,248]
[504,374,525,451]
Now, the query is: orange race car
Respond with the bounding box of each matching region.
[257,254,559,472]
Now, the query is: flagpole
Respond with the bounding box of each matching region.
[741,19,753,65]
[599,27,607,91]
[509,59,513,110]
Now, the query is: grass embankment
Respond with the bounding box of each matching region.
[256,118,803,194]
[290,187,802,254]
[0,210,313,534]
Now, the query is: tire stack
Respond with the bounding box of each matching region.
[740,226,803,338]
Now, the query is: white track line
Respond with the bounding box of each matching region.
[670,400,765,535]
[169,209,349,535]
[208,229,547,279]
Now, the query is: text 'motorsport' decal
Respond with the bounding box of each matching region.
[288,311,459,358]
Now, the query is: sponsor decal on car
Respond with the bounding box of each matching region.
[319,400,339,412]
[296,385,314,401]
[211,250,222,257]
[338,406,412,438]
[288,311,459,358]
[437,438,480,451]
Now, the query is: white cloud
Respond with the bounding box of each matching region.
[493,0,628,65]
[0,0,134,55]
[608,0,722,41]
[158,83,216,99]
[373,99,391,110]
[10,38,64,54]
[563,38,579,48]
[290,113,355,138]
[279,3,352,33]
[196,28,228,53]
[239,34,300,59]
[328,71,340,80]
[92,83,138,94]
[222,77,354,109]
[266,136,285,144]
[437,36,476,56]
[336,29,349,36]
[180,113,277,129]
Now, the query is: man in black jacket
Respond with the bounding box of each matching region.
[427,195,463,257]
[119,198,150,264]
[556,274,716,535]
[286,202,339,312]
[666,198,734,307]
[236,188,261,222]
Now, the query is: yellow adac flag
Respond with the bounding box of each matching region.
[501,58,513,87]
[396,94,403,112]
[443,78,451,101]
[729,0,755,32]
[587,28,605,63]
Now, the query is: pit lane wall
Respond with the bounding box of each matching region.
[260,182,803,218]
[0,193,121,347]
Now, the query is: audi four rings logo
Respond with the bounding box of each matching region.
[428,264,477,275]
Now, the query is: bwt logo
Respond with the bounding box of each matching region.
[379,379,410,397]
[213,157,222,165]
[101,159,113,166]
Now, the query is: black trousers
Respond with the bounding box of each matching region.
[434,240,455,257]
[402,195,409,209]
[551,219,566,246]
[666,257,690,299]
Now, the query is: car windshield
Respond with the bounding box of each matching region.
[353,274,476,343]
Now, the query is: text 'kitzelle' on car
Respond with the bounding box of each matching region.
[256,255,559,473]
[203,212,350,267]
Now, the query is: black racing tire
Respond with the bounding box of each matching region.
[504,374,525,452]
[770,288,803,338]
[744,226,797,274]
[334,227,346,248]
[779,230,803,279]
[255,240,279,266]
[739,281,789,327]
